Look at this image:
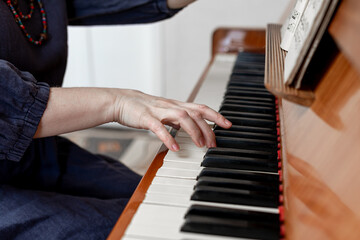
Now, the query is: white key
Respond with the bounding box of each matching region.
[125,203,246,240]
[164,150,204,163]
[152,176,197,187]
[147,184,193,196]
[162,160,203,171]
[156,167,199,179]
[144,192,279,214]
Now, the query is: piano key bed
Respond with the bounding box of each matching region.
[123,52,284,240]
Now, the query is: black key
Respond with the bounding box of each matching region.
[222,99,275,108]
[214,124,277,135]
[223,95,274,103]
[219,116,276,128]
[185,204,280,226]
[198,167,280,183]
[219,110,275,120]
[206,147,277,161]
[225,89,274,99]
[181,215,279,240]
[227,81,266,89]
[191,185,279,208]
[214,129,277,141]
[215,136,278,151]
[201,154,278,172]
[226,86,270,93]
[219,103,275,114]
[232,68,265,76]
[196,176,279,194]
[229,74,265,83]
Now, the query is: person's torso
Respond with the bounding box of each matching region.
[0,0,68,86]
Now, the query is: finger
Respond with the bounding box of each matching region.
[183,103,232,129]
[188,110,216,148]
[163,108,205,148]
[145,115,179,151]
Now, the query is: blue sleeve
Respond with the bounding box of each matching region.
[0,60,50,162]
[66,0,181,25]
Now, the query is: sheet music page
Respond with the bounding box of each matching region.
[284,0,330,84]
[280,0,310,51]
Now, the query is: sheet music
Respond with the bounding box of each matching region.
[280,0,310,51]
[284,0,331,84]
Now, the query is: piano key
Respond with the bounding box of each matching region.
[191,186,279,208]
[214,125,277,135]
[181,215,279,240]
[225,90,273,99]
[221,99,275,108]
[231,69,265,76]
[227,81,266,89]
[156,167,199,179]
[125,204,245,240]
[201,154,278,172]
[196,176,279,193]
[219,110,275,120]
[218,116,276,128]
[219,104,275,114]
[205,148,277,162]
[229,75,265,83]
[225,86,271,93]
[215,136,278,151]
[165,150,205,163]
[223,95,274,103]
[162,160,202,171]
[143,192,279,214]
[152,176,197,187]
[184,204,279,224]
[197,168,279,183]
[147,184,194,196]
[214,129,277,141]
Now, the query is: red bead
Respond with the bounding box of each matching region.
[5,0,47,46]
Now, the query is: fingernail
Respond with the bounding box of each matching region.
[224,119,232,126]
[172,144,179,151]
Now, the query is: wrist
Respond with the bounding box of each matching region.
[167,0,196,9]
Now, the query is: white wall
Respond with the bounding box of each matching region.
[162,0,293,101]
[63,24,165,96]
[64,0,294,101]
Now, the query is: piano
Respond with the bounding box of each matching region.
[108,0,360,239]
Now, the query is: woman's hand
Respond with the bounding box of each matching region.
[35,87,231,152]
[167,0,196,9]
[112,89,232,151]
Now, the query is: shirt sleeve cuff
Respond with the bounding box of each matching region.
[7,82,50,162]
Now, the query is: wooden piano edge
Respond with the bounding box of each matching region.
[107,28,267,240]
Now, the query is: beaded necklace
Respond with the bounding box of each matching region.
[4,0,48,46]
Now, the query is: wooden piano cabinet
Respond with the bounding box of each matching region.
[281,0,360,238]
[211,28,266,57]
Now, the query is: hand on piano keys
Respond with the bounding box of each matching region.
[112,89,232,152]
[121,52,284,240]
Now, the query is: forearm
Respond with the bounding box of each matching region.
[34,87,231,152]
[34,87,115,138]
[167,0,196,9]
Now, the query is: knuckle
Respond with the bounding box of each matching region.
[198,104,209,111]
[191,111,202,120]
[176,109,189,119]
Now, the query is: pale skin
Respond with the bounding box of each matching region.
[34,0,231,152]
[167,0,196,9]
[34,88,232,152]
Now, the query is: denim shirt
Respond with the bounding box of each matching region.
[0,0,179,162]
